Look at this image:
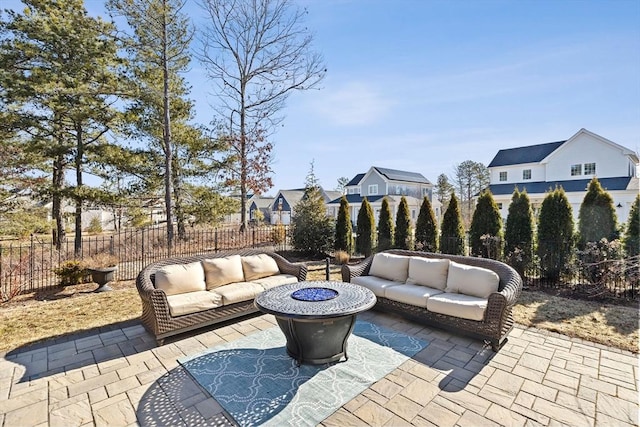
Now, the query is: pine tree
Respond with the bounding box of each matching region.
[504,188,534,276]
[334,196,353,254]
[624,194,640,258]
[291,164,335,255]
[377,197,394,251]
[356,198,375,257]
[537,187,574,280]
[469,190,503,259]
[415,196,438,252]
[578,177,618,247]
[394,196,412,249]
[440,193,465,255]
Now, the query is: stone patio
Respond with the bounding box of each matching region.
[0,310,637,426]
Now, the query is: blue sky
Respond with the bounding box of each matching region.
[5,0,640,196]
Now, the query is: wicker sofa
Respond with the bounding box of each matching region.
[136,249,307,344]
[341,250,522,351]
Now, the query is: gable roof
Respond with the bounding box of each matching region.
[488,141,566,167]
[327,194,387,205]
[372,167,430,184]
[347,173,365,186]
[322,190,343,202]
[488,177,633,196]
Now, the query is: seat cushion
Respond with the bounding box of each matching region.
[212,282,265,305]
[241,254,280,281]
[369,253,410,282]
[252,274,298,290]
[406,257,450,290]
[155,262,206,296]
[445,261,500,298]
[202,255,245,290]
[166,291,223,317]
[384,284,443,308]
[426,292,488,321]
[352,275,402,297]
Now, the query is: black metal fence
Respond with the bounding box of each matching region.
[1,225,290,301]
[2,227,637,302]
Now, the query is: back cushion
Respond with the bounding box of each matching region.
[445,261,500,298]
[242,254,280,281]
[406,257,450,290]
[155,262,206,296]
[369,253,410,282]
[202,255,245,290]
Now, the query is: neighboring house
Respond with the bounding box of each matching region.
[270,189,305,225]
[248,195,274,224]
[327,166,441,226]
[487,128,639,224]
[269,188,344,225]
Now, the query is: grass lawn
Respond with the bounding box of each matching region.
[0,265,637,354]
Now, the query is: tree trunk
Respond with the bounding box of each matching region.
[172,157,186,240]
[52,155,66,250]
[239,82,248,232]
[74,123,83,257]
[161,2,174,254]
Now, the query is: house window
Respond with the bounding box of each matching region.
[571,164,582,176]
[497,203,503,209]
[368,184,378,195]
[584,163,596,175]
[499,172,507,182]
[523,169,531,180]
[348,188,355,194]
[411,210,416,219]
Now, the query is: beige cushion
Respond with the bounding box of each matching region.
[352,275,401,297]
[384,284,443,308]
[445,261,500,298]
[202,255,245,290]
[213,282,265,305]
[406,257,450,290]
[166,291,222,317]
[426,292,488,321]
[155,262,206,296]
[241,254,280,281]
[369,253,410,282]
[253,274,298,290]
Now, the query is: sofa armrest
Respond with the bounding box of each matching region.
[268,252,308,281]
[341,256,374,282]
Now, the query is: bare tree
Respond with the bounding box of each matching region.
[198,0,326,230]
[452,160,489,227]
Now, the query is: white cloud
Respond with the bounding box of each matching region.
[309,81,394,126]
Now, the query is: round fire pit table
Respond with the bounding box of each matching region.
[254,281,376,365]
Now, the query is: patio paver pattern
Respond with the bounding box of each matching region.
[0,310,637,426]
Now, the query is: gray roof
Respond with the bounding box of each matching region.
[488,177,633,195]
[488,141,566,167]
[323,190,344,202]
[373,167,430,184]
[347,173,365,186]
[327,194,386,205]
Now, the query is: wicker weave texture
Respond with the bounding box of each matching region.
[341,250,522,351]
[136,249,307,344]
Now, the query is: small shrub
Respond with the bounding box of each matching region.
[86,217,103,234]
[333,250,350,265]
[53,260,90,286]
[85,253,118,269]
[575,238,625,287]
[271,224,287,245]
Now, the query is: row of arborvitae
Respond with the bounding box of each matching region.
[331,176,639,279]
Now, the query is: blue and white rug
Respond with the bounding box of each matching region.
[179,321,428,427]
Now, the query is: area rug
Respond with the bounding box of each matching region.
[178,321,428,427]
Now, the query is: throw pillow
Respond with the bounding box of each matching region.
[406,257,450,290]
[444,261,499,298]
[155,262,206,296]
[241,254,280,281]
[202,255,245,290]
[369,253,410,282]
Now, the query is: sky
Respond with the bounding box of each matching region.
[3,0,640,196]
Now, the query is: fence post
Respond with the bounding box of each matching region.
[30,234,34,289]
[252,229,256,248]
[325,257,330,280]
[142,227,145,267]
[215,230,218,252]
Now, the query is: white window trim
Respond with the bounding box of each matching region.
[499,171,507,182]
[368,184,378,195]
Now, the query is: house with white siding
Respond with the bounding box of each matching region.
[487,128,639,224]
